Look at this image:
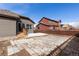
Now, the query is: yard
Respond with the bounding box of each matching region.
[2,33,72,56]
[0,32,79,56]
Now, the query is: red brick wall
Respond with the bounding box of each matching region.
[37,18,60,31]
[38,24,49,31]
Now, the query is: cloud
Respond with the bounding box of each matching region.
[63,21,79,29]
[69,22,79,29]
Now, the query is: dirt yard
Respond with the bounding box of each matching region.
[34,30,79,35]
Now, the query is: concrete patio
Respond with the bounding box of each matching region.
[6,33,72,56]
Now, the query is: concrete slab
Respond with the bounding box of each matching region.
[7,34,72,56]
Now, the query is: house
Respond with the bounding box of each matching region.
[61,24,74,31]
[36,17,61,31]
[0,9,35,37]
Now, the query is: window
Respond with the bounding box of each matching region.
[22,23,25,29]
[26,24,32,29]
[26,24,29,29]
[29,25,32,29]
[16,21,22,34]
[38,27,40,29]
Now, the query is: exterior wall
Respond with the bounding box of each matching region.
[37,24,49,31]
[0,17,16,37]
[37,24,60,31]
[20,18,34,33]
[38,18,61,31]
[62,25,73,31]
[48,20,59,26]
[62,27,71,31]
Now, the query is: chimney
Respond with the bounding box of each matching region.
[58,20,61,23]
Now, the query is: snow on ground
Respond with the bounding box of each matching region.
[0,33,47,41]
[28,33,48,37]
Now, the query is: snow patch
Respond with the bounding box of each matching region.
[28,33,48,37]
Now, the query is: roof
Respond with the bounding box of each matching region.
[37,17,60,27]
[0,14,20,20]
[36,23,59,27]
[0,9,19,18]
[0,9,35,24]
[20,15,35,24]
[39,17,59,23]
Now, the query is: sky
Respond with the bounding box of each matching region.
[0,3,79,24]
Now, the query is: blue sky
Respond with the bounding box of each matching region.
[0,3,79,23]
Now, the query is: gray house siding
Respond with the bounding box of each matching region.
[0,17,16,37]
[20,18,34,33]
[0,9,35,37]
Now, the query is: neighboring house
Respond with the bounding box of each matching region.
[0,9,35,37]
[36,17,61,31]
[61,24,74,31]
